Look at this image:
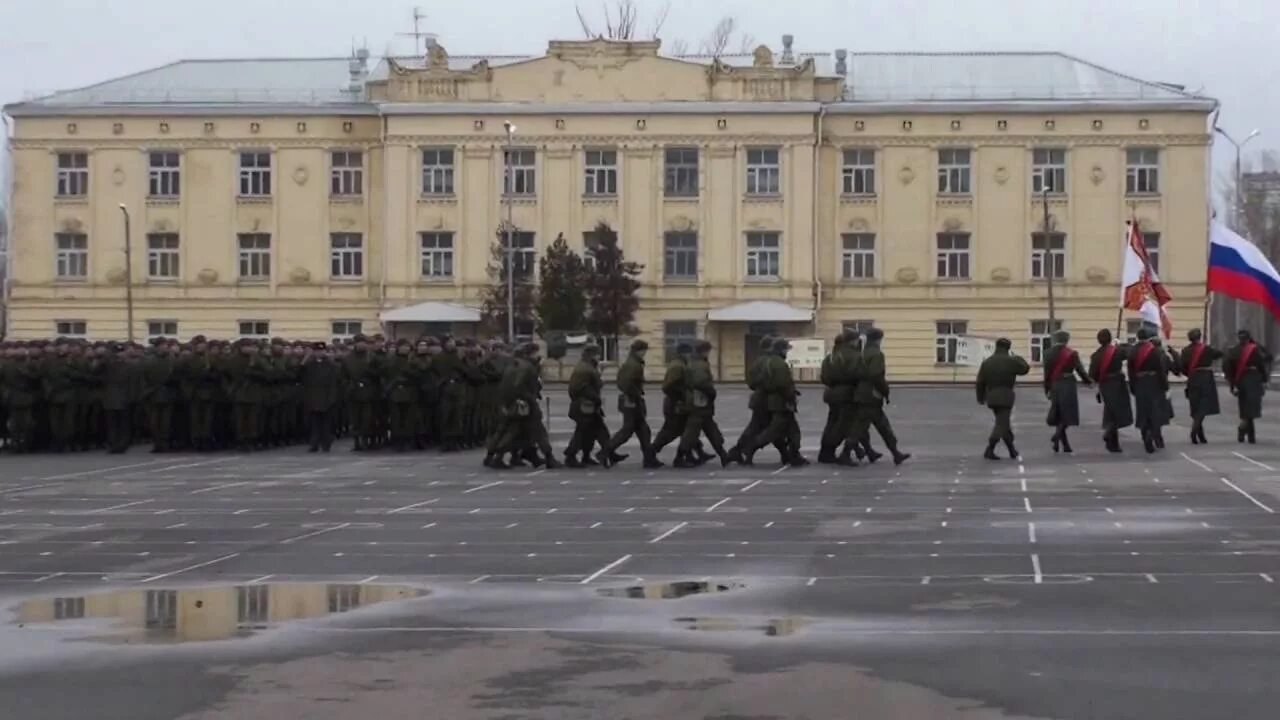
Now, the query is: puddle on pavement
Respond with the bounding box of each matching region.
[11,582,427,645]
[597,580,742,600]
[910,594,1020,612]
[674,616,809,637]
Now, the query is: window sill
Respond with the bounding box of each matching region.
[937,195,973,204]
[839,277,879,284]
[743,193,783,202]
[744,276,782,283]
[418,194,457,204]
[418,277,456,284]
[330,277,365,283]
[330,195,364,204]
[146,277,180,284]
[840,194,877,204]
[501,194,537,204]
[53,278,88,284]
[583,195,618,203]
[237,196,273,204]
[146,196,180,205]
[661,277,699,285]
[54,196,89,204]
[237,279,271,286]
[1125,193,1162,201]
[935,277,973,283]
[663,194,700,202]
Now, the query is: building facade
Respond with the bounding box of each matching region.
[3,38,1216,379]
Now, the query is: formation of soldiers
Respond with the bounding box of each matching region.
[0,325,1270,463]
[978,327,1273,458]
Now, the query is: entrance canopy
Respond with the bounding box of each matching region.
[706,301,813,323]
[379,301,482,324]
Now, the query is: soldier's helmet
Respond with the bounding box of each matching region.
[582,343,600,356]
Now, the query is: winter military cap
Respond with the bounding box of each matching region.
[582,343,600,355]
[772,338,791,352]
[676,342,693,355]
[694,340,713,353]
[996,338,1012,350]
[865,327,885,342]
[1053,330,1071,344]
[759,336,775,350]
[630,339,649,351]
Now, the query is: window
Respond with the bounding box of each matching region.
[663,232,698,280]
[54,320,86,338]
[330,150,363,196]
[1125,318,1146,345]
[503,148,536,196]
[329,232,364,279]
[53,597,85,620]
[746,147,780,195]
[745,231,781,279]
[148,320,178,339]
[238,320,270,339]
[937,148,972,195]
[592,335,620,363]
[55,152,88,197]
[1032,148,1066,194]
[842,320,876,337]
[54,232,88,279]
[419,232,455,279]
[841,233,876,280]
[935,321,968,364]
[664,147,699,197]
[841,149,876,195]
[501,231,537,279]
[328,584,361,613]
[237,233,271,281]
[1030,232,1066,280]
[582,228,618,273]
[146,233,180,280]
[145,590,178,631]
[1144,232,1161,274]
[584,149,618,196]
[238,151,272,197]
[1126,148,1160,195]
[935,232,971,280]
[663,320,698,362]
[148,152,180,197]
[421,148,455,195]
[237,585,269,624]
[1029,319,1065,364]
[331,320,362,342]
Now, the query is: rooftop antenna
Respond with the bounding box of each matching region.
[398,6,438,55]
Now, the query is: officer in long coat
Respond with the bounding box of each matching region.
[1179,328,1222,444]
[1042,331,1092,454]
[605,340,662,468]
[1089,329,1133,453]
[1128,327,1171,453]
[818,334,851,464]
[976,338,1031,460]
[1224,329,1273,444]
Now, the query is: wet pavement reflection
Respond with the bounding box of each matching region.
[595,580,742,600]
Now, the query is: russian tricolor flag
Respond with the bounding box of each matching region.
[1207,222,1280,319]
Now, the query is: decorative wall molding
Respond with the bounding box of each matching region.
[291,166,309,185]
[898,165,915,185]
[1086,266,1108,283]
[289,267,312,283]
[895,267,919,284]
[1090,165,1106,185]
[994,165,1010,185]
[110,166,126,186]
[990,267,1012,283]
[197,268,219,284]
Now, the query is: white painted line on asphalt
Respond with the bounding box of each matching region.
[310,509,325,515]
[249,574,274,584]
[1024,498,1033,513]
[1018,464,1026,475]
[546,508,558,514]
[469,575,491,584]
[1028,522,1037,544]
[785,508,793,513]
[526,469,546,477]
[0,482,65,495]
[1114,522,1124,528]
[941,521,948,528]
[1233,452,1276,471]
[580,554,632,584]
[1221,477,1276,513]
[165,523,188,529]
[280,523,352,545]
[1146,574,1159,584]
[649,521,689,544]
[358,575,379,585]
[740,479,764,493]
[921,576,931,585]
[764,521,775,528]
[852,521,862,527]
[1031,554,1043,584]
[771,466,790,476]
[1262,574,1275,583]
[190,480,251,495]
[89,500,154,514]
[467,509,481,515]
[1181,453,1214,473]
[35,459,174,482]
[463,481,505,495]
[589,522,602,529]
[1105,508,1115,514]
[505,523,519,529]
[387,498,440,514]
[705,497,732,513]
[140,553,240,583]
[32,572,65,583]
[253,523,270,529]
[154,509,175,515]
[807,577,817,586]
[421,523,437,529]
[151,458,237,474]
[623,507,635,513]
[233,509,250,515]
[1020,478,1028,493]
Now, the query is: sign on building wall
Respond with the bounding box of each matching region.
[786,338,827,369]
[955,336,999,367]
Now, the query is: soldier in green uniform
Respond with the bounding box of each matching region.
[301,343,342,452]
[676,340,731,468]
[745,338,807,466]
[843,328,911,465]
[142,339,181,453]
[1088,329,1133,453]
[975,338,1031,460]
[43,342,80,452]
[433,337,467,452]
[1179,328,1222,445]
[565,344,613,467]
[228,340,271,451]
[1042,331,1092,454]
[818,334,850,464]
[385,340,419,451]
[342,335,382,451]
[732,337,779,464]
[415,339,440,448]
[183,337,221,451]
[1128,327,1171,453]
[1223,329,1272,444]
[2,346,42,452]
[603,339,662,468]
[97,343,135,454]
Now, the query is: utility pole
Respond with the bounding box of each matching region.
[503,121,516,344]
[1214,126,1262,334]
[117,203,134,343]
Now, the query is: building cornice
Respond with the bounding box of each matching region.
[829,99,1218,114]
[2,103,379,118]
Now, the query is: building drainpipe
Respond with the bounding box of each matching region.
[811,104,827,335]
[378,112,389,331]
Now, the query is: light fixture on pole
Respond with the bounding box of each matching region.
[503,121,516,344]
[117,203,134,343]
[1213,126,1262,332]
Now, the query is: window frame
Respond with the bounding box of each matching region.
[1029,319,1065,364]
[419,231,455,280]
[936,148,972,196]
[663,320,699,363]
[1030,231,1067,280]
[55,151,89,197]
[54,232,89,280]
[841,148,877,196]
[500,230,537,280]
[147,319,179,339]
[744,231,782,280]
[502,148,537,196]
[421,147,455,196]
[146,232,180,281]
[331,320,363,342]
[935,232,972,280]
[662,231,698,281]
[237,151,272,197]
[583,148,619,197]
[329,150,364,197]
[328,232,364,280]
[1031,148,1067,195]
[237,320,271,339]
[1144,232,1161,275]
[745,147,781,196]
[840,232,876,281]
[663,147,699,198]
[1125,147,1160,195]
[236,232,272,282]
[147,151,181,198]
[935,320,969,365]
[54,320,87,338]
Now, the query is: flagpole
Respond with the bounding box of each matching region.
[1204,107,1220,344]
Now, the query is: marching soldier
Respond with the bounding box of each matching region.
[604,339,663,468]
[1224,329,1272,444]
[975,338,1030,460]
[1042,331,1091,454]
[1128,327,1171,453]
[676,340,731,468]
[818,334,851,464]
[43,342,80,453]
[746,338,807,466]
[97,343,134,454]
[142,340,181,453]
[653,343,692,463]
[1088,329,1133,453]
[1180,328,1222,444]
[564,344,613,467]
[301,343,342,452]
[732,337,781,465]
[843,328,911,465]
[228,340,269,451]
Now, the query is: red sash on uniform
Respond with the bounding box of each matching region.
[1187,342,1208,373]
[1098,344,1118,382]
[1235,342,1258,384]
[1049,346,1076,382]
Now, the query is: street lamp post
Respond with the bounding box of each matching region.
[503,121,516,344]
[1213,126,1262,333]
[1042,183,1057,328]
[117,203,134,343]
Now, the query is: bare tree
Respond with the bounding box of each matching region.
[577,0,668,40]
[665,37,689,56]
[699,16,756,58]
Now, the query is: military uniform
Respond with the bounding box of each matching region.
[385,345,419,451]
[2,352,41,452]
[227,345,270,451]
[844,329,910,465]
[433,343,466,451]
[748,339,806,466]
[1042,332,1091,454]
[733,338,779,465]
[1224,331,1272,444]
[183,344,223,451]
[301,346,342,452]
[98,346,135,454]
[1179,330,1222,444]
[142,345,181,452]
[1088,330,1133,453]
[565,346,612,467]
[342,342,382,451]
[975,340,1031,460]
[606,340,662,468]
[1128,330,1171,453]
[676,341,730,467]
[652,347,691,462]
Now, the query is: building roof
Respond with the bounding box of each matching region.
[4,48,1215,115]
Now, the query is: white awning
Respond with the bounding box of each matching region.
[379,301,482,323]
[706,301,813,323]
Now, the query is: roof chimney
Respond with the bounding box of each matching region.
[781,34,795,65]
[834,48,848,76]
[348,46,369,95]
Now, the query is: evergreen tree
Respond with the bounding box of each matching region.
[480,225,537,340]
[536,233,589,334]
[584,222,642,358]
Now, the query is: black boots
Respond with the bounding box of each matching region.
[984,440,1001,461]
[1004,439,1021,461]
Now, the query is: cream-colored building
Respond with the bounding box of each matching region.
[2,37,1216,379]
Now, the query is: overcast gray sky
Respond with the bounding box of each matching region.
[1,0,1276,200]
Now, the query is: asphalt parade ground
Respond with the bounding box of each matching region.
[2,386,1280,719]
